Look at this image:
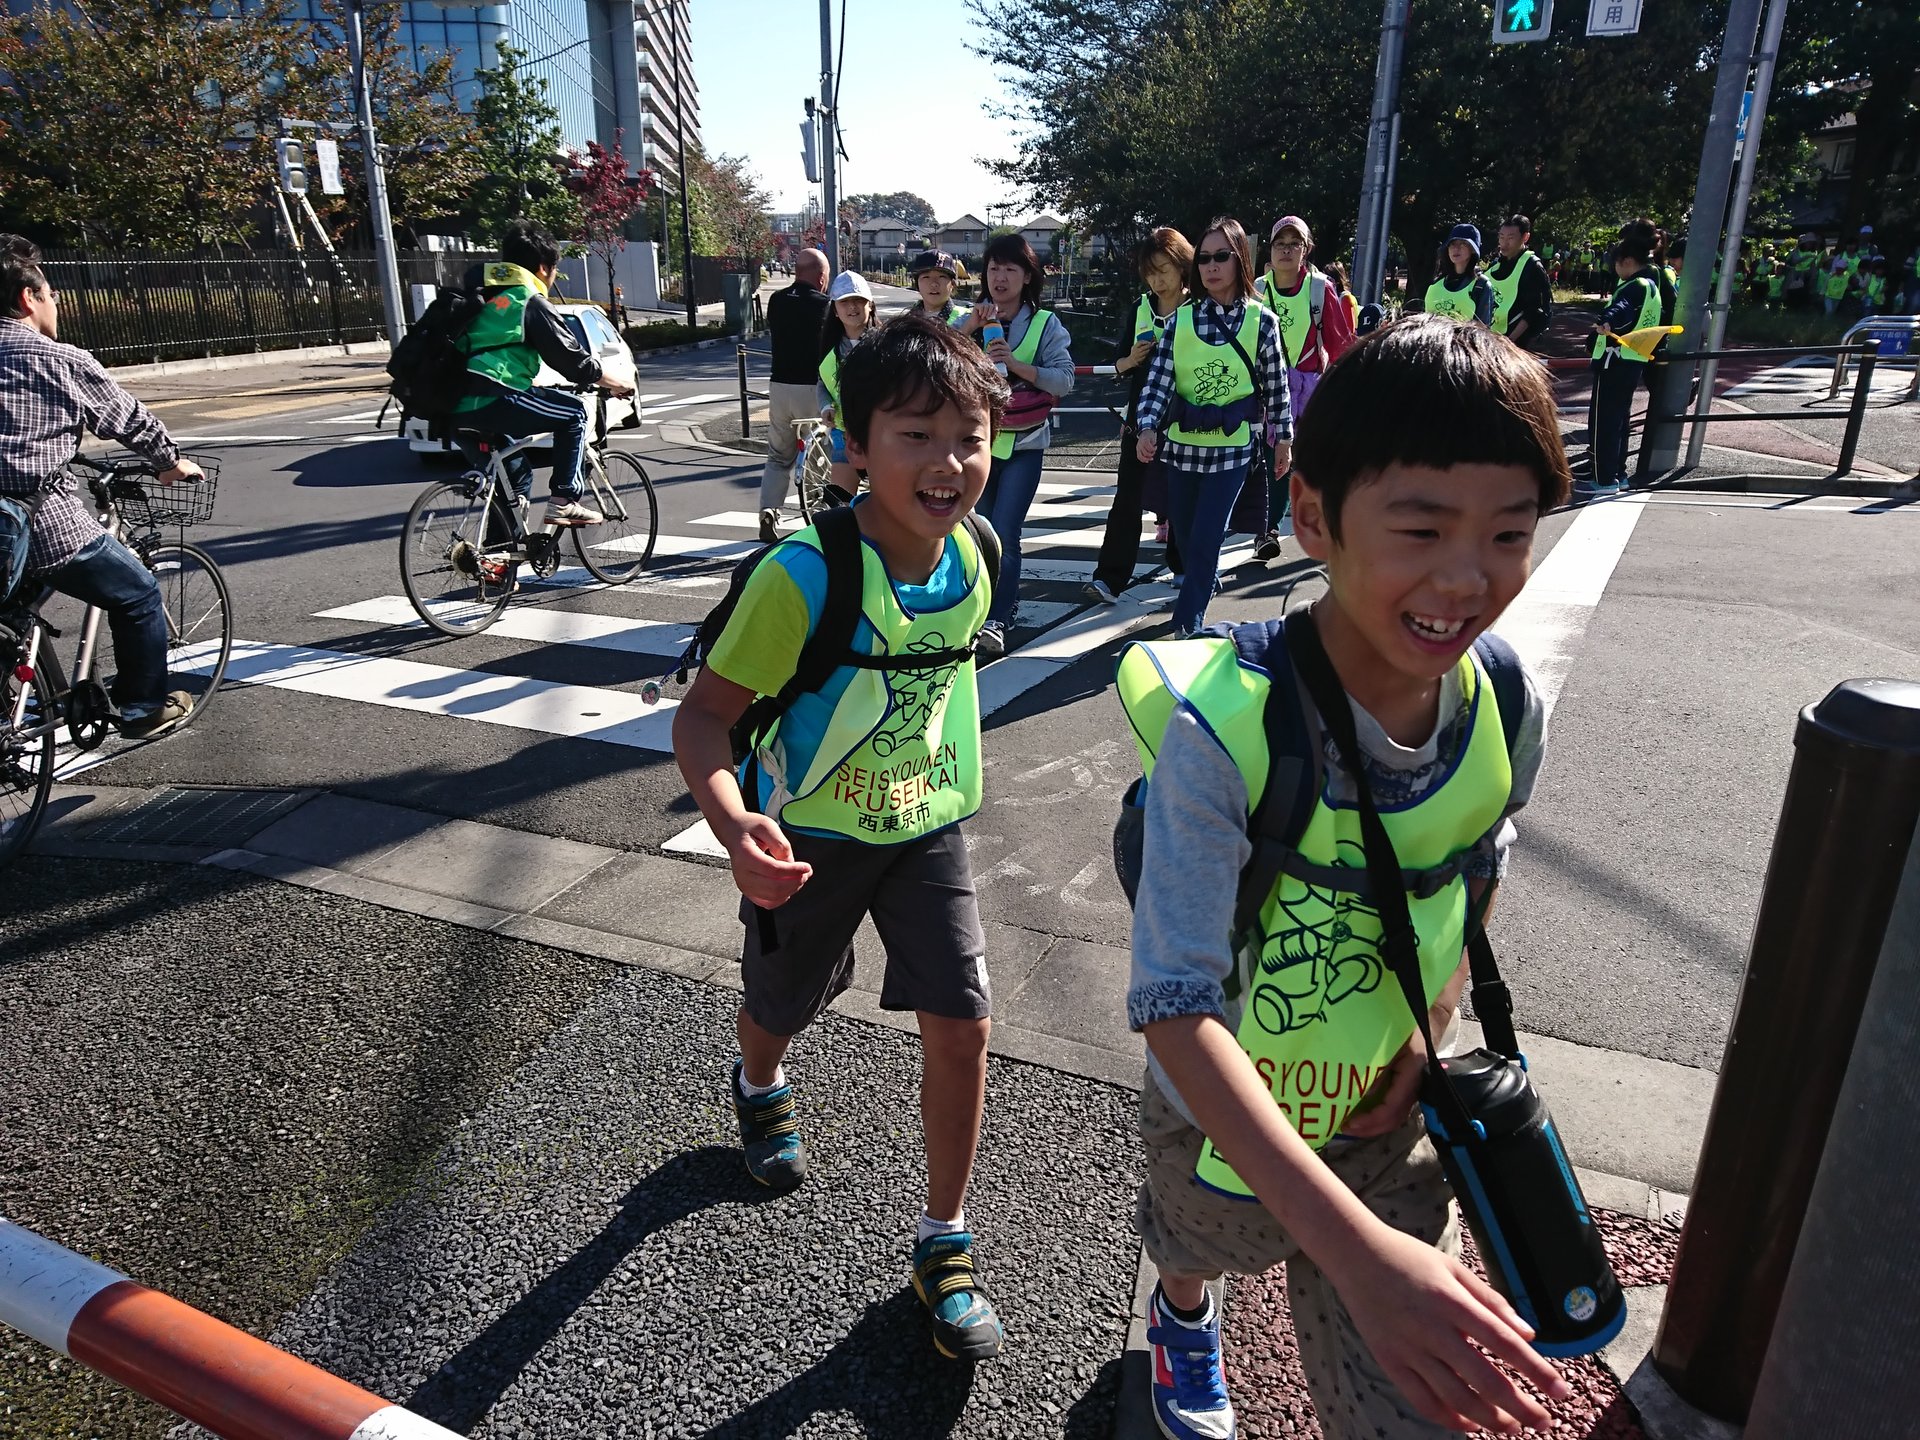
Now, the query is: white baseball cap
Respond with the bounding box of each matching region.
[828,271,873,302]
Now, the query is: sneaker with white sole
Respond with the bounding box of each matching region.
[1148,1284,1236,1440]
[1084,578,1119,605]
[759,508,780,544]
[544,499,604,527]
[118,690,194,740]
[975,622,1006,656]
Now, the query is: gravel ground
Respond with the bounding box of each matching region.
[191,963,1140,1439]
[0,857,617,1440]
[1223,1210,1681,1439]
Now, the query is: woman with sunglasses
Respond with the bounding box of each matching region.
[1134,216,1293,638]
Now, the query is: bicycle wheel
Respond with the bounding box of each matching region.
[147,542,232,727]
[573,449,657,584]
[797,430,837,520]
[0,662,55,868]
[401,479,515,636]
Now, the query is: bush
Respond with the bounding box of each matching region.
[622,321,732,352]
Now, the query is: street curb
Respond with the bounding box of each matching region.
[1649,470,1909,497]
[107,339,391,380]
[627,332,752,362]
[653,418,757,458]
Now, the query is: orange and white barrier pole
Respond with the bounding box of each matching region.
[0,1219,461,1440]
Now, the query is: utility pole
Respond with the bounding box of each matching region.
[818,0,840,274]
[344,0,406,343]
[1686,0,1791,466]
[1642,0,1766,473]
[668,34,696,330]
[1351,0,1409,306]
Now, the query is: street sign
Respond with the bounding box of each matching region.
[1493,0,1553,43]
[313,137,344,196]
[1586,0,1642,35]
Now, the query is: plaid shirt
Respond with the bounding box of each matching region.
[0,318,180,574]
[1135,296,1294,474]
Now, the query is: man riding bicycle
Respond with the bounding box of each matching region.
[453,219,635,529]
[0,233,204,739]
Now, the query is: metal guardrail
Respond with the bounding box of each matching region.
[1828,317,1920,402]
[1641,341,1886,477]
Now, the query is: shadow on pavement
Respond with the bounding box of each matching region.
[406,1145,774,1433]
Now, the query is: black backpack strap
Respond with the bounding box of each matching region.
[1223,618,1320,988]
[963,510,1002,610]
[1469,630,1526,760]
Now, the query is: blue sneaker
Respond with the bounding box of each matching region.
[1570,478,1602,504]
[911,1232,1005,1360]
[1148,1283,1235,1440]
[731,1061,807,1190]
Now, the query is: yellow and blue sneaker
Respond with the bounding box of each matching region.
[1148,1282,1235,1439]
[730,1061,807,1190]
[910,1232,1005,1360]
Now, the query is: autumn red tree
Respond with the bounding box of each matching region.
[565,132,654,320]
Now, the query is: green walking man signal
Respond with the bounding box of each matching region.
[1492,0,1553,42]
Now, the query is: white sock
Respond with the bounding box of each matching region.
[737,1064,786,1098]
[917,1209,967,1244]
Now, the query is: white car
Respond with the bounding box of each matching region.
[406,301,642,456]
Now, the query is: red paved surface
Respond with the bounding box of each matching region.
[1221,1209,1681,1439]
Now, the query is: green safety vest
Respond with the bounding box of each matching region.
[1487,253,1539,335]
[1767,267,1786,299]
[1133,293,1178,346]
[761,521,992,842]
[455,262,548,410]
[1844,251,1863,278]
[1864,275,1887,305]
[1592,273,1664,362]
[1167,301,1264,448]
[1260,269,1328,366]
[922,303,970,328]
[1824,269,1852,300]
[1115,637,1510,1190]
[1423,275,1482,323]
[819,340,853,414]
[989,309,1055,460]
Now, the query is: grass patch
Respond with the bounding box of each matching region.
[621,321,735,352]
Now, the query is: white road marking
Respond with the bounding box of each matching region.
[315,597,696,655]
[1492,498,1645,712]
[214,641,679,751]
[639,393,731,413]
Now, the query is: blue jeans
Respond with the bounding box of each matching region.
[43,529,168,716]
[978,448,1046,627]
[459,387,590,502]
[1167,461,1248,633]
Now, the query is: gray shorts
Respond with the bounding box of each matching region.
[739,824,989,1036]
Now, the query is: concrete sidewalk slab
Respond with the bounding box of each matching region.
[530,846,744,959]
[999,938,1141,1061]
[243,791,448,872]
[353,815,622,918]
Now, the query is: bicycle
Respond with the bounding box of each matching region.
[783,417,846,524]
[0,455,233,866]
[399,388,660,638]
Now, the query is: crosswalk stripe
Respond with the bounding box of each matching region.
[641,393,731,413]
[315,597,696,655]
[214,640,680,751]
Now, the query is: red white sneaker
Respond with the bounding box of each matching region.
[1148,1284,1235,1439]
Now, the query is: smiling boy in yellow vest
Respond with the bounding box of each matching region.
[1125,314,1573,1440]
[673,313,1011,1363]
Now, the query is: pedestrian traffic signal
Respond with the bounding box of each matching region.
[274,137,308,195]
[800,110,821,186]
[1492,0,1553,43]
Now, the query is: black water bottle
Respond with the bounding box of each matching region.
[1421,1049,1627,1357]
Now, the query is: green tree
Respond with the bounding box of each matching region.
[469,40,584,247]
[686,145,773,258]
[844,190,939,227]
[311,0,482,242]
[0,0,320,248]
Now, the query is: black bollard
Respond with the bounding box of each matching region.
[1651,678,1920,1421]
[738,345,750,436]
[1744,805,1920,1439]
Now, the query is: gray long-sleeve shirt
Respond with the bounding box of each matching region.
[1127,655,1547,1127]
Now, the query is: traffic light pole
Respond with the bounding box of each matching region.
[1351,0,1408,307]
[1642,0,1765,473]
[818,0,840,274]
[345,0,406,343]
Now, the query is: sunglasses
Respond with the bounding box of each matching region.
[1195,249,1237,266]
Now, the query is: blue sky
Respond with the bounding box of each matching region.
[689,1,1034,225]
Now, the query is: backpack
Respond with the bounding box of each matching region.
[384,285,514,439]
[670,504,1003,768]
[1113,613,1527,980]
[0,490,45,609]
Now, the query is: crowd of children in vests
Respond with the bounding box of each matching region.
[669,180,1615,1431]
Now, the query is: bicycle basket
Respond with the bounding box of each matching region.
[110,457,220,529]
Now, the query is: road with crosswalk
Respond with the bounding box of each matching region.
[48,345,1917,1067]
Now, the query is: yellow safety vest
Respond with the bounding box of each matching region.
[1260,269,1328,367]
[1488,253,1540,335]
[1167,301,1265,448]
[762,520,992,842]
[819,341,851,413]
[454,262,549,410]
[1116,636,1510,1194]
[1133,293,1178,345]
[1423,275,1482,323]
[1591,274,1663,362]
[990,309,1055,459]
